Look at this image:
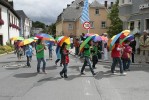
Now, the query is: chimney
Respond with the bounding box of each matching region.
[72,1,74,4]
[111,2,113,8]
[104,1,108,8]
[8,0,14,8]
[67,4,70,7]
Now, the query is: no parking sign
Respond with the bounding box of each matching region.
[83,22,91,30]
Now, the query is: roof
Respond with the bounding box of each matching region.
[70,0,84,7]
[90,0,105,8]
[62,7,82,21]
[16,10,28,22]
[0,0,20,19]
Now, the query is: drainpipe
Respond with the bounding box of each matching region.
[7,9,10,44]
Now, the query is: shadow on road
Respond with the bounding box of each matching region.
[46,65,57,70]
[69,66,80,72]
[0,60,26,64]
[13,73,38,78]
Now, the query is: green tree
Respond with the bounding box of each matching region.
[107,0,123,37]
[32,21,45,29]
[48,23,56,35]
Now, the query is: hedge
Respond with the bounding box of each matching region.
[0,45,14,54]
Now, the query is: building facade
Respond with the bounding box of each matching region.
[56,0,112,37]
[0,0,20,45]
[119,0,149,33]
[16,10,32,38]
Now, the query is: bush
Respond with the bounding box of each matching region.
[0,45,14,54]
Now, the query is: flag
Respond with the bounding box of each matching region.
[80,0,90,24]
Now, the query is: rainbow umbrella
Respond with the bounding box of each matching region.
[80,36,95,52]
[58,36,70,47]
[36,33,55,41]
[93,36,102,42]
[120,35,134,44]
[120,30,130,39]
[85,33,98,37]
[110,33,123,50]
[18,38,34,46]
[10,37,24,41]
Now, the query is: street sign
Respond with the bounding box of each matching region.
[83,22,91,29]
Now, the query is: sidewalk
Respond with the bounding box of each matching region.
[69,48,149,66]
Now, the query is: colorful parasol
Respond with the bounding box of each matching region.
[36,33,55,41]
[93,36,102,42]
[58,36,70,47]
[120,30,130,39]
[10,37,24,41]
[101,36,108,41]
[120,35,134,44]
[109,33,122,50]
[85,33,99,37]
[18,38,34,46]
[79,36,95,52]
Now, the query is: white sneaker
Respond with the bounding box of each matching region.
[120,72,127,75]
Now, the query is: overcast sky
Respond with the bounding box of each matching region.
[13,0,115,25]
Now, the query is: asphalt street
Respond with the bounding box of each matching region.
[0,47,149,100]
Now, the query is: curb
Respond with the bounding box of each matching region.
[0,51,14,57]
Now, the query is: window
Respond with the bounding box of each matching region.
[146,19,149,30]
[130,21,134,31]
[68,23,73,30]
[101,21,106,28]
[90,21,94,28]
[95,9,99,15]
[79,1,84,7]
[122,0,125,3]
[0,8,1,19]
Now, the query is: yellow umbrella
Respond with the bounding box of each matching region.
[10,37,24,41]
[19,38,34,46]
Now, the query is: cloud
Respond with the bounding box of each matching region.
[13,0,115,25]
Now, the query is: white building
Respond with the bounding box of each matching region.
[0,0,20,45]
[16,10,32,38]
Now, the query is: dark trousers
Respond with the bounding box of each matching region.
[81,56,94,75]
[131,53,134,63]
[60,63,68,75]
[75,47,79,55]
[122,58,131,70]
[111,57,123,73]
[27,56,32,67]
[92,55,98,68]
[37,58,46,72]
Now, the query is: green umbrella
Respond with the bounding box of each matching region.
[79,36,94,52]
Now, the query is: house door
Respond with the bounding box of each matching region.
[146,19,149,30]
[0,35,3,45]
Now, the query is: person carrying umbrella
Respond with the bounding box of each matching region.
[111,38,126,75]
[91,42,99,69]
[59,42,70,78]
[36,39,47,74]
[121,40,132,71]
[25,44,33,67]
[80,40,96,76]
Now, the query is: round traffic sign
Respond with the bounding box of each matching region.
[83,22,91,29]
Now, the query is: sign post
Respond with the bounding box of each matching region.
[83,22,91,33]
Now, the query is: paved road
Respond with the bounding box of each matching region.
[0,47,149,100]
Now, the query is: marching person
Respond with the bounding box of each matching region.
[111,39,126,75]
[74,38,80,55]
[55,46,62,66]
[25,44,33,67]
[129,37,136,63]
[91,42,98,69]
[80,40,96,76]
[139,30,149,63]
[36,39,47,74]
[103,33,108,60]
[122,40,132,71]
[59,42,70,78]
[47,41,54,60]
